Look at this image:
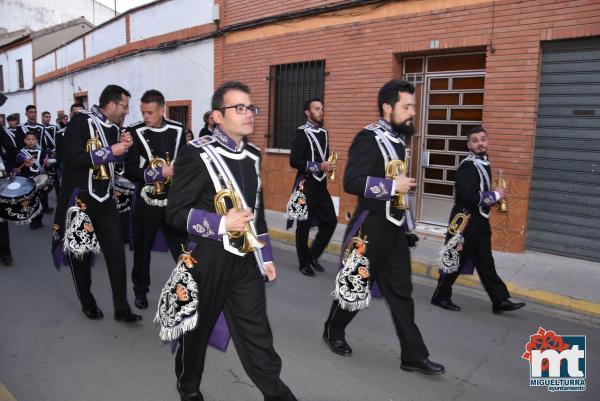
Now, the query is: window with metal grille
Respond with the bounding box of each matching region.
[269,60,325,150]
[17,59,24,89]
[168,105,189,129]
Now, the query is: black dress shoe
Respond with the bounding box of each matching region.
[179,391,204,401]
[310,256,325,272]
[0,255,13,266]
[135,294,148,309]
[401,358,445,375]
[322,333,352,357]
[114,311,143,323]
[299,264,315,277]
[82,306,104,320]
[431,298,461,311]
[493,300,526,314]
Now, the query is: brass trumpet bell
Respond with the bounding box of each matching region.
[385,159,409,210]
[448,213,470,235]
[85,138,110,180]
[214,184,265,253]
[495,176,508,213]
[150,157,168,194]
[327,150,337,181]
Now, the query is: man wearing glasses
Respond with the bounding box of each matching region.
[52,85,142,324]
[164,81,297,401]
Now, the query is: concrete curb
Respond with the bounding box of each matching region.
[268,228,600,318]
[0,383,17,401]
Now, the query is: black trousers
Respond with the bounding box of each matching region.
[432,216,510,305]
[176,239,297,401]
[132,198,185,296]
[68,194,130,312]
[0,221,11,257]
[295,179,337,266]
[324,214,429,362]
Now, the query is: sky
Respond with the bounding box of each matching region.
[96,0,157,13]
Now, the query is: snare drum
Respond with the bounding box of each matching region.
[33,173,52,192]
[113,175,135,213]
[0,176,42,221]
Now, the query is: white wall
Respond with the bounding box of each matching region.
[35,39,214,131]
[1,90,34,122]
[129,0,213,42]
[35,52,56,77]
[0,0,115,32]
[85,18,127,58]
[0,43,33,92]
[56,39,84,68]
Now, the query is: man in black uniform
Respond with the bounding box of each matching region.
[16,105,54,214]
[16,132,48,229]
[41,110,61,200]
[55,103,85,172]
[431,126,526,314]
[15,105,46,148]
[0,115,18,165]
[165,81,297,401]
[322,79,445,375]
[53,85,141,323]
[124,89,186,309]
[41,111,58,149]
[289,98,337,276]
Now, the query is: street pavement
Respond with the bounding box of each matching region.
[0,220,598,401]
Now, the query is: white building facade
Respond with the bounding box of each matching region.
[34,0,215,131]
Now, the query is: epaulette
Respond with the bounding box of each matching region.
[164,117,183,127]
[125,121,144,128]
[189,135,215,148]
[246,142,261,152]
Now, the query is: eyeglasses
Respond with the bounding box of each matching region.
[117,102,129,111]
[218,104,260,116]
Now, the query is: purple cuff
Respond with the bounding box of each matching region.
[90,146,115,166]
[257,233,273,263]
[306,161,321,174]
[114,153,127,163]
[479,191,497,207]
[16,153,27,164]
[144,166,163,184]
[187,209,221,241]
[363,176,393,200]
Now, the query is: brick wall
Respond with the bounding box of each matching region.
[215,0,600,252]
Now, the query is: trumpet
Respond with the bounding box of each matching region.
[495,170,508,213]
[448,212,470,235]
[86,138,110,180]
[327,150,337,181]
[385,159,409,209]
[149,152,171,195]
[214,183,265,253]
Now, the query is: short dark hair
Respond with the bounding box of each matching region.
[42,111,50,117]
[303,98,323,112]
[26,105,36,112]
[466,126,487,139]
[70,103,85,112]
[377,79,415,116]
[99,84,131,108]
[24,132,37,139]
[140,89,165,106]
[7,114,17,122]
[203,110,211,123]
[211,81,250,111]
